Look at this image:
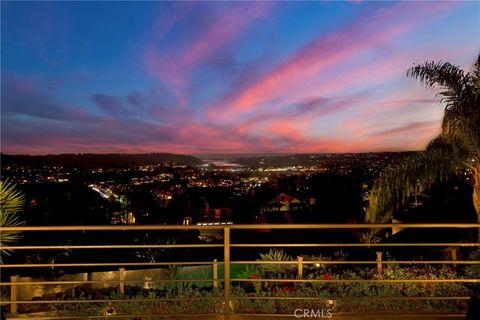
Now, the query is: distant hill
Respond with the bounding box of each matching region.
[1,153,203,167]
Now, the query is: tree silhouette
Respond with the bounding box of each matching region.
[366,55,480,238]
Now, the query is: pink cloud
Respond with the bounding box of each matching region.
[235,93,369,146]
[207,1,455,120]
[145,2,274,106]
[175,3,272,69]
[373,120,441,138]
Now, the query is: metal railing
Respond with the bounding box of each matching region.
[1,223,479,319]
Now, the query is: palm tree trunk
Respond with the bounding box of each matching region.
[473,163,480,242]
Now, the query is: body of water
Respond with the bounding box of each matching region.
[203,160,243,167]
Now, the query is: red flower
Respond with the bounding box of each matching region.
[323,273,332,280]
[282,286,293,293]
[250,274,258,279]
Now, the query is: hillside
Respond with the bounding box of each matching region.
[1,153,203,167]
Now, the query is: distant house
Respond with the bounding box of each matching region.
[155,190,173,208]
[262,193,303,213]
[183,187,233,226]
[260,193,304,223]
[199,207,229,220]
[111,211,136,225]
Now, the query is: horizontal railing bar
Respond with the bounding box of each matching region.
[0,279,219,285]
[232,296,470,300]
[3,243,478,251]
[0,261,214,268]
[227,315,309,319]
[231,278,480,283]
[0,225,224,231]
[231,260,480,264]
[7,314,467,320]
[329,317,465,319]
[1,223,478,231]
[6,313,467,320]
[2,260,479,269]
[2,244,223,250]
[231,243,480,247]
[231,223,480,229]
[0,296,470,305]
[334,313,466,316]
[326,314,465,318]
[0,297,223,305]
[9,314,219,320]
[1,278,476,286]
[2,276,477,285]
[234,313,466,318]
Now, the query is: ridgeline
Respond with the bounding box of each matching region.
[1,153,203,168]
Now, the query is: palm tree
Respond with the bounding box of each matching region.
[0,180,25,263]
[366,54,480,239]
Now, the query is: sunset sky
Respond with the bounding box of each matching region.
[1,1,479,155]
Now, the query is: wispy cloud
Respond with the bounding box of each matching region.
[2,74,101,123]
[1,0,474,154]
[373,120,441,138]
[144,2,275,106]
[207,1,455,121]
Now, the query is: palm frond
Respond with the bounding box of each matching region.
[0,180,26,263]
[471,54,480,84]
[407,60,466,105]
[441,111,479,163]
[0,180,25,214]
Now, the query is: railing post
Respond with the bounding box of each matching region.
[213,259,219,288]
[119,268,125,296]
[450,248,458,267]
[224,227,231,320]
[376,252,383,273]
[297,256,303,279]
[10,275,18,314]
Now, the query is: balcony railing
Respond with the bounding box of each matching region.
[1,223,479,319]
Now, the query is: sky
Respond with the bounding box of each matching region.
[1,1,479,155]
